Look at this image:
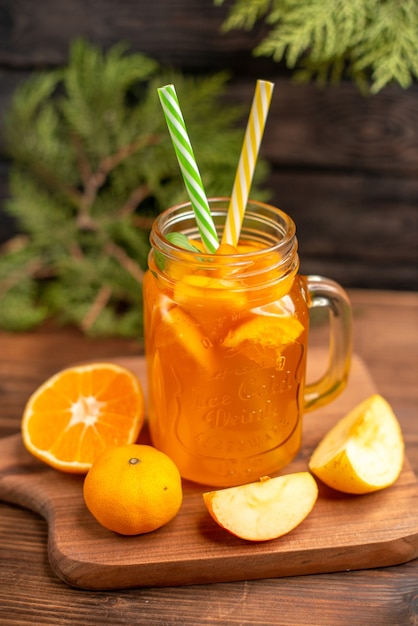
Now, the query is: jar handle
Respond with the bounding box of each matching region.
[304,276,352,412]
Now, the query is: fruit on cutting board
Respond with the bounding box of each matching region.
[83,443,183,535]
[203,472,318,541]
[309,394,404,494]
[21,363,145,473]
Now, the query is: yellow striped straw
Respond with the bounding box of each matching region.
[222,80,274,246]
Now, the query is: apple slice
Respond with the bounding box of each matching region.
[203,473,318,542]
[309,394,404,494]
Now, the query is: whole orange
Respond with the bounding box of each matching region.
[83,444,183,535]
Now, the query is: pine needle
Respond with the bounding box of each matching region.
[216,0,418,92]
[0,40,269,337]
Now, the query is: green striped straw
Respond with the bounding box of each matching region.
[157,84,219,253]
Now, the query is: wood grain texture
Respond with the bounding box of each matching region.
[0,76,418,290]
[0,0,262,70]
[1,353,418,591]
[1,75,418,173]
[269,170,418,290]
[226,79,418,175]
[0,290,417,624]
[0,76,417,287]
[0,0,417,290]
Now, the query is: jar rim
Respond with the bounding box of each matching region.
[150,197,297,263]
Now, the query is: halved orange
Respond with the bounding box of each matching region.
[224,313,304,350]
[21,363,145,473]
[173,274,248,311]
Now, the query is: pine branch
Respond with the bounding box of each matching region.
[118,184,152,219]
[0,39,269,338]
[77,133,161,222]
[104,241,145,284]
[215,0,271,31]
[81,285,113,333]
[0,256,43,300]
[216,0,418,92]
[353,1,418,92]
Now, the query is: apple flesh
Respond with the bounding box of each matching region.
[309,394,404,494]
[203,472,318,542]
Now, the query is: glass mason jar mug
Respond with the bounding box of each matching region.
[143,198,352,487]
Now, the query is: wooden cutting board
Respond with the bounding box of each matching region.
[1,353,418,590]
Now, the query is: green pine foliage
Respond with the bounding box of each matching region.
[0,39,269,338]
[215,0,418,92]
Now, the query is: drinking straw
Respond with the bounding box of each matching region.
[157,84,219,253]
[222,80,275,246]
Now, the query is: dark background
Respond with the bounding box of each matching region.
[0,0,417,290]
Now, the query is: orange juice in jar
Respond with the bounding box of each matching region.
[143,199,352,487]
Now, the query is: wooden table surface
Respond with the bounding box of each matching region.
[1,288,417,626]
